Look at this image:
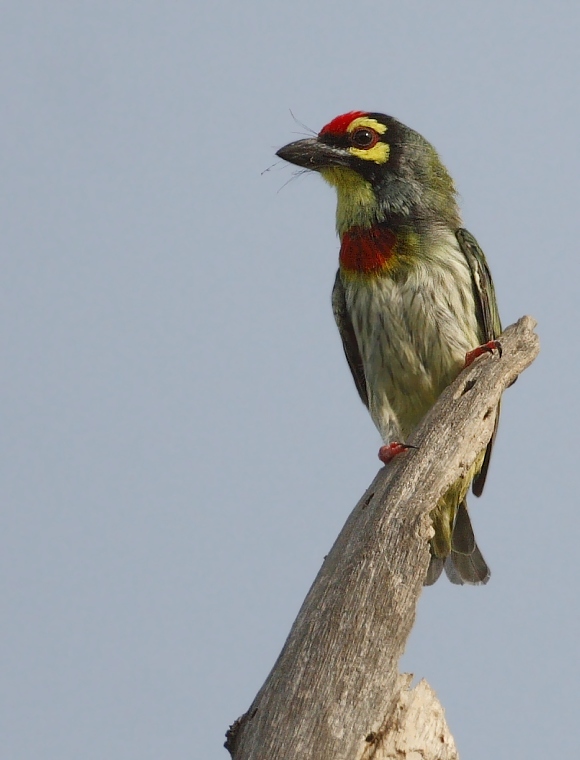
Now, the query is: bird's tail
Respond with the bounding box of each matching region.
[424,500,490,586]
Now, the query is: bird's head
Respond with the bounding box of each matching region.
[276,111,460,236]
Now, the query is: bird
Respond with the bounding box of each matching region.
[276,111,502,585]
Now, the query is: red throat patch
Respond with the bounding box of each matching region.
[339,226,397,274]
[319,111,367,135]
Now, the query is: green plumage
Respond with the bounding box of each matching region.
[277,112,502,585]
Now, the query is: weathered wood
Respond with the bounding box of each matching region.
[226,316,539,760]
[361,675,458,760]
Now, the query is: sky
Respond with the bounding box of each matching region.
[1,2,578,758]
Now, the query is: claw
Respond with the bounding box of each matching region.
[378,442,417,465]
[464,339,502,368]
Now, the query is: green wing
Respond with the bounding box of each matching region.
[456,228,502,497]
[331,270,369,409]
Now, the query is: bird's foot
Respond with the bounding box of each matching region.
[378,442,416,465]
[464,340,502,368]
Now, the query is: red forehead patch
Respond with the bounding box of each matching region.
[319,111,367,136]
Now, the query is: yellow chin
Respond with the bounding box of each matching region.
[320,167,377,235]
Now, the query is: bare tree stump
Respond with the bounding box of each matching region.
[226,316,539,760]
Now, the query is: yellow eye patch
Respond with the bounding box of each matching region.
[347,117,390,164]
[346,117,388,135]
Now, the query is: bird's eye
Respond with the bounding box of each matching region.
[350,128,379,149]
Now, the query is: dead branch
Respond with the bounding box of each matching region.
[226,316,539,760]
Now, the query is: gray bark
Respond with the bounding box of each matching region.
[226,316,539,760]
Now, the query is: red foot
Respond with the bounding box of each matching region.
[378,442,416,465]
[464,340,502,368]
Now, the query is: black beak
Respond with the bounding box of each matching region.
[276,138,349,171]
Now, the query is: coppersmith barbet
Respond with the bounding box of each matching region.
[276,111,502,585]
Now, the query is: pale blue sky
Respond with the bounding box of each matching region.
[1,2,578,758]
